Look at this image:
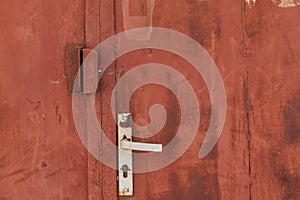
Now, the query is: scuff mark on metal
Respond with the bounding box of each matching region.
[48,79,60,84]
[45,168,61,178]
[245,0,256,5]
[272,0,300,7]
[13,169,39,183]
[26,99,41,109]
[0,168,26,181]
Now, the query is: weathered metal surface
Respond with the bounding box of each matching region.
[115,0,299,199]
[0,0,299,199]
[245,1,300,199]
[115,0,249,199]
[0,0,87,199]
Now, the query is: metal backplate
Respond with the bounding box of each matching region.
[118,113,133,196]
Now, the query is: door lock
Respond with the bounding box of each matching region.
[118,113,162,196]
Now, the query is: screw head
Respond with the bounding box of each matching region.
[123,188,130,193]
[121,113,131,122]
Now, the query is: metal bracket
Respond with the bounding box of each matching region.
[118,113,162,196]
[72,48,101,94]
[81,49,99,94]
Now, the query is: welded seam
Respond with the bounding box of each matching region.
[99,0,105,198]
[112,0,119,199]
[242,2,252,200]
[83,0,88,199]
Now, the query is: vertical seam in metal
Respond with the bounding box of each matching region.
[99,0,104,198]
[112,0,119,199]
[83,1,88,199]
[242,2,252,200]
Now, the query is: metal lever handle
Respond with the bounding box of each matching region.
[118,113,162,196]
[121,140,162,152]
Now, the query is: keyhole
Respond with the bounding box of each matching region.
[123,171,128,178]
[121,164,130,178]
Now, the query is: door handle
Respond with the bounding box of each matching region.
[121,139,162,152]
[118,113,162,196]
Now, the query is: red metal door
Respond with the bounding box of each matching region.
[1,0,300,200]
[114,0,248,199]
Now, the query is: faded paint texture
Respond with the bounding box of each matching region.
[1,0,300,200]
[0,0,87,199]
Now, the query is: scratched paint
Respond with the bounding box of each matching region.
[1,0,299,199]
[247,0,300,8]
[272,0,300,7]
[245,0,256,5]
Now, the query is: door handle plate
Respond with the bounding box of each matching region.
[118,113,133,196]
[118,113,162,196]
